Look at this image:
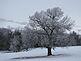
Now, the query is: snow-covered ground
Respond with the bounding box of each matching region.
[0,46,81,61]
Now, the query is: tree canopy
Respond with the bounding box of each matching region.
[29,7,73,47]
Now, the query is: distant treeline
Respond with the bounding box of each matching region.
[0,27,81,51]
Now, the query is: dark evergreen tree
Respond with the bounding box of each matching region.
[0,28,12,50]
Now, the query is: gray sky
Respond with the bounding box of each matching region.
[0,0,81,32]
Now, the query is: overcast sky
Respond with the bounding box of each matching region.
[0,0,81,32]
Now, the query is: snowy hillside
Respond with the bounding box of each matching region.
[0,46,81,61]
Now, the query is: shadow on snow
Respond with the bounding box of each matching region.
[12,54,71,60]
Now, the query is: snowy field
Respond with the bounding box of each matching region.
[0,46,81,61]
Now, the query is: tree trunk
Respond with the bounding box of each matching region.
[47,47,52,56]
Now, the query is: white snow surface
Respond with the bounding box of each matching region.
[0,46,81,61]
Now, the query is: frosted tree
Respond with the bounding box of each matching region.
[22,26,40,50]
[22,27,34,49]
[10,30,22,52]
[28,7,73,56]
